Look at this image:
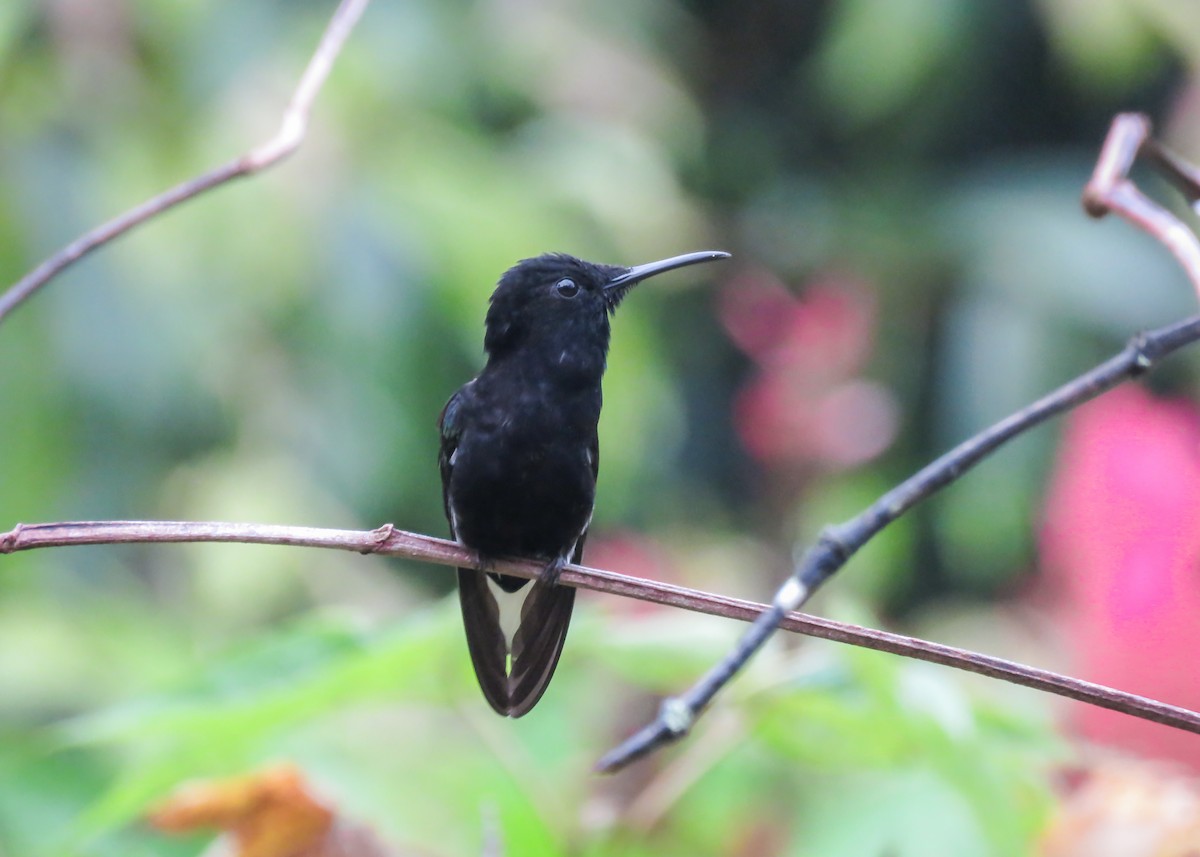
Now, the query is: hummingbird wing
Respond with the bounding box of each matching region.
[437,386,467,524]
[456,567,512,715]
[506,540,582,717]
[440,386,512,716]
[505,436,596,717]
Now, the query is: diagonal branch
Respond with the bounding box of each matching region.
[594,113,1200,773]
[0,0,371,325]
[4,519,1200,745]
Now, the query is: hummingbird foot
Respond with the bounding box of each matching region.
[539,555,568,587]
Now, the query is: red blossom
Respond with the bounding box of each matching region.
[720,269,896,469]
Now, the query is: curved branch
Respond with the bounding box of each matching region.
[0,0,371,324]
[4,519,1200,747]
[595,113,1200,773]
[596,316,1200,772]
[1083,112,1200,301]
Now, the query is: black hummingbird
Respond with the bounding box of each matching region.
[438,249,730,716]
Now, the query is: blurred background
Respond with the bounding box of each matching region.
[3,0,1200,854]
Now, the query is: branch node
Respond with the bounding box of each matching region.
[816,526,852,565]
[1128,332,1156,375]
[1083,113,1150,220]
[659,697,695,737]
[1082,182,1113,219]
[0,523,22,554]
[364,523,396,554]
[245,113,305,172]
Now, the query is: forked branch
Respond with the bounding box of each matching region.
[595,113,1200,773]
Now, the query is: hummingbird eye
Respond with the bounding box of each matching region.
[554,278,579,298]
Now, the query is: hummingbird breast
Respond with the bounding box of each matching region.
[448,372,600,565]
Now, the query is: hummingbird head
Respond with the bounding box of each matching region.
[482,250,730,362]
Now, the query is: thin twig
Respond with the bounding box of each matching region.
[1142,140,1200,209]
[594,114,1200,773]
[0,0,371,324]
[4,519,1200,745]
[1082,112,1200,301]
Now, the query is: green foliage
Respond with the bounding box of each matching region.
[0,602,1054,855]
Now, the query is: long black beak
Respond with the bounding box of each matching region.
[604,250,731,291]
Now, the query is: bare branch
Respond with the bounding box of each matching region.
[0,0,371,325]
[1143,139,1200,209]
[5,519,1200,748]
[1083,113,1200,300]
[595,114,1200,772]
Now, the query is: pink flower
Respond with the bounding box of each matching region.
[1040,385,1200,767]
[720,269,896,470]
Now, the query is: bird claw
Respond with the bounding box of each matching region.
[539,556,567,587]
[474,550,494,573]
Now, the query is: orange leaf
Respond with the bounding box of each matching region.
[148,765,334,857]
